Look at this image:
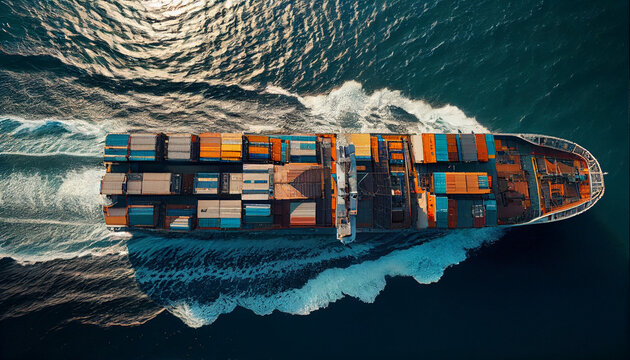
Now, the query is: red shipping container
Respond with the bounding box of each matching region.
[448,199,457,228]
[473,216,485,228]
[446,134,459,161]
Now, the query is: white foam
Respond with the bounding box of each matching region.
[0,116,123,156]
[266,81,486,134]
[153,229,502,328]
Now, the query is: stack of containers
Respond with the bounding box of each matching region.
[242,164,272,200]
[104,207,127,226]
[165,206,195,230]
[433,173,447,194]
[100,173,126,195]
[475,134,489,162]
[221,133,242,162]
[349,134,371,161]
[410,135,424,163]
[128,205,155,227]
[289,202,316,226]
[435,196,449,228]
[388,141,404,165]
[104,134,129,162]
[197,200,219,228]
[244,204,273,225]
[289,135,317,163]
[472,203,485,228]
[194,173,219,194]
[485,134,496,159]
[477,174,489,189]
[220,200,241,228]
[446,134,459,161]
[126,173,143,194]
[167,134,194,161]
[422,134,437,163]
[434,134,449,162]
[246,135,270,161]
[484,199,497,226]
[141,173,172,195]
[129,134,158,161]
[459,134,478,162]
[199,133,221,161]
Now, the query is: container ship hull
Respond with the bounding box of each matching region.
[100,132,604,243]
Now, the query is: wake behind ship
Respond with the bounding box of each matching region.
[100,132,604,243]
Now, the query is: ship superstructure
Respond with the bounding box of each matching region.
[100,132,604,243]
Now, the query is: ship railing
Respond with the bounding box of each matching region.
[513,133,605,224]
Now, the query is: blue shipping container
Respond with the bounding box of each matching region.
[485,134,496,156]
[436,196,449,228]
[478,175,489,189]
[433,172,447,194]
[166,208,195,216]
[105,134,130,147]
[129,207,154,226]
[198,218,219,228]
[220,218,241,229]
[435,134,449,162]
[245,204,271,216]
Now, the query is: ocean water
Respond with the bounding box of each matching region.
[0,0,627,359]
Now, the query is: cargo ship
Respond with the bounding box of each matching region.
[100,132,604,243]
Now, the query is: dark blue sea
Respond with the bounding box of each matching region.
[0,0,628,358]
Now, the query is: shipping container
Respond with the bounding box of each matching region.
[271,138,282,162]
[167,134,194,161]
[142,173,172,194]
[484,199,497,226]
[221,133,243,162]
[448,199,457,228]
[433,172,447,194]
[435,196,449,228]
[197,200,219,219]
[128,205,155,227]
[104,206,127,226]
[457,200,474,228]
[129,134,158,161]
[434,134,449,162]
[410,135,424,163]
[100,173,126,195]
[422,134,437,163]
[126,173,143,194]
[446,134,459,161]
[199,133,221,161]
[427,194,436,228]
[194,173,219,194]
[229,173,243,194]
[459,134,478,162]
[475,134,489,162]
[485,134,496,158]
[349,134,371,160]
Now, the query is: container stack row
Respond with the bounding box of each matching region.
[407,133,496,164]
[199,133,221,161]
[432,172,492,195]
[101,173,178,195]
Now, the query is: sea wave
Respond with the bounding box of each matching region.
[127,228,502,327]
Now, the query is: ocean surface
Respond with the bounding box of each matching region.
[0,0,628,358]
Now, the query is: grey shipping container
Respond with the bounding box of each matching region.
[459,134,478,162]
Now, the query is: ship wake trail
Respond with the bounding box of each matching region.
[127,228,503,327]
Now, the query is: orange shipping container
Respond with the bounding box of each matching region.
[388,142,403,150]
[422,134,436,163]
[249,146,269,154]
[475,134,489,162]
[371,136,379,163]
[390,152,404,160]
[247,135,269,143]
